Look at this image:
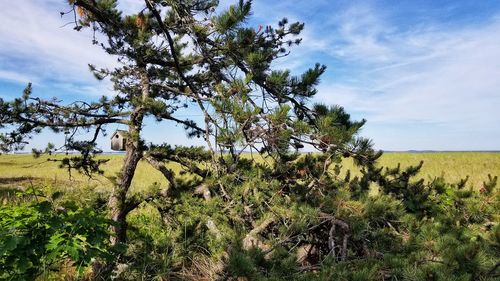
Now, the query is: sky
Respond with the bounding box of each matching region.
[0,0,499,151]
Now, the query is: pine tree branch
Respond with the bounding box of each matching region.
[160,114,205,135]
[145,156,177,189]
[74,0,118,28]
[486,261,500,277]
[145,0,199,96]
[124,188,169,215]
[194,184,211,200]
[243,216,275,250]
[13,115,129,127]
[145,1,220,156]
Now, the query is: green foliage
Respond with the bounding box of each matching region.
[111,151,499,280]
[1,0,499,280]
[213,0,252,33]
[0,197,111,280]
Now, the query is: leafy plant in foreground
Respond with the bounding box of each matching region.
[0,195,111,280]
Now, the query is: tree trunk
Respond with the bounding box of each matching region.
[108,67,149,245]
[108,135,142,245]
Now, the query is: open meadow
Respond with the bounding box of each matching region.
[1,152,499,194]
[2,0,500,279]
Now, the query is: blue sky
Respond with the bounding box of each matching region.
[1,0,499,151]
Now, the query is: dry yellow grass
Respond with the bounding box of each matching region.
[0,152,499,193]
[341,152,500,190]
[0,154,172,194]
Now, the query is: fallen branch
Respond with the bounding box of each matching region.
[206,219,222,239]
[124,187,169,214]
[194,184,211,200]
[486,261,500,277]
[328,218,350,261]
[243,217,275,251]
[145,156,177,189]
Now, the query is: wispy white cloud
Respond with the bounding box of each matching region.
[1,1,499,150]
[0,1,116,96]
[0,69,35,85]
[252,0,500,149]
[317,13,500,120]
[310,5,500,149]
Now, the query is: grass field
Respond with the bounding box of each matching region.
[0,152,499,194]
[345,152,500,190]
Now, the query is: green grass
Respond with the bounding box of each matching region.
[379,152,500,188]
[0,154,172,194]
[0,152,499,193]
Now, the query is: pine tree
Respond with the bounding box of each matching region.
[1,2,499,280]
[0,0,375,247]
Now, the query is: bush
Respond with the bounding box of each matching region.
[0,196,111,280]
[116,155,500,280]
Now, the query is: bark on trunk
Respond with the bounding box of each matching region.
[108,67,149,245]
[108,138,142,245]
